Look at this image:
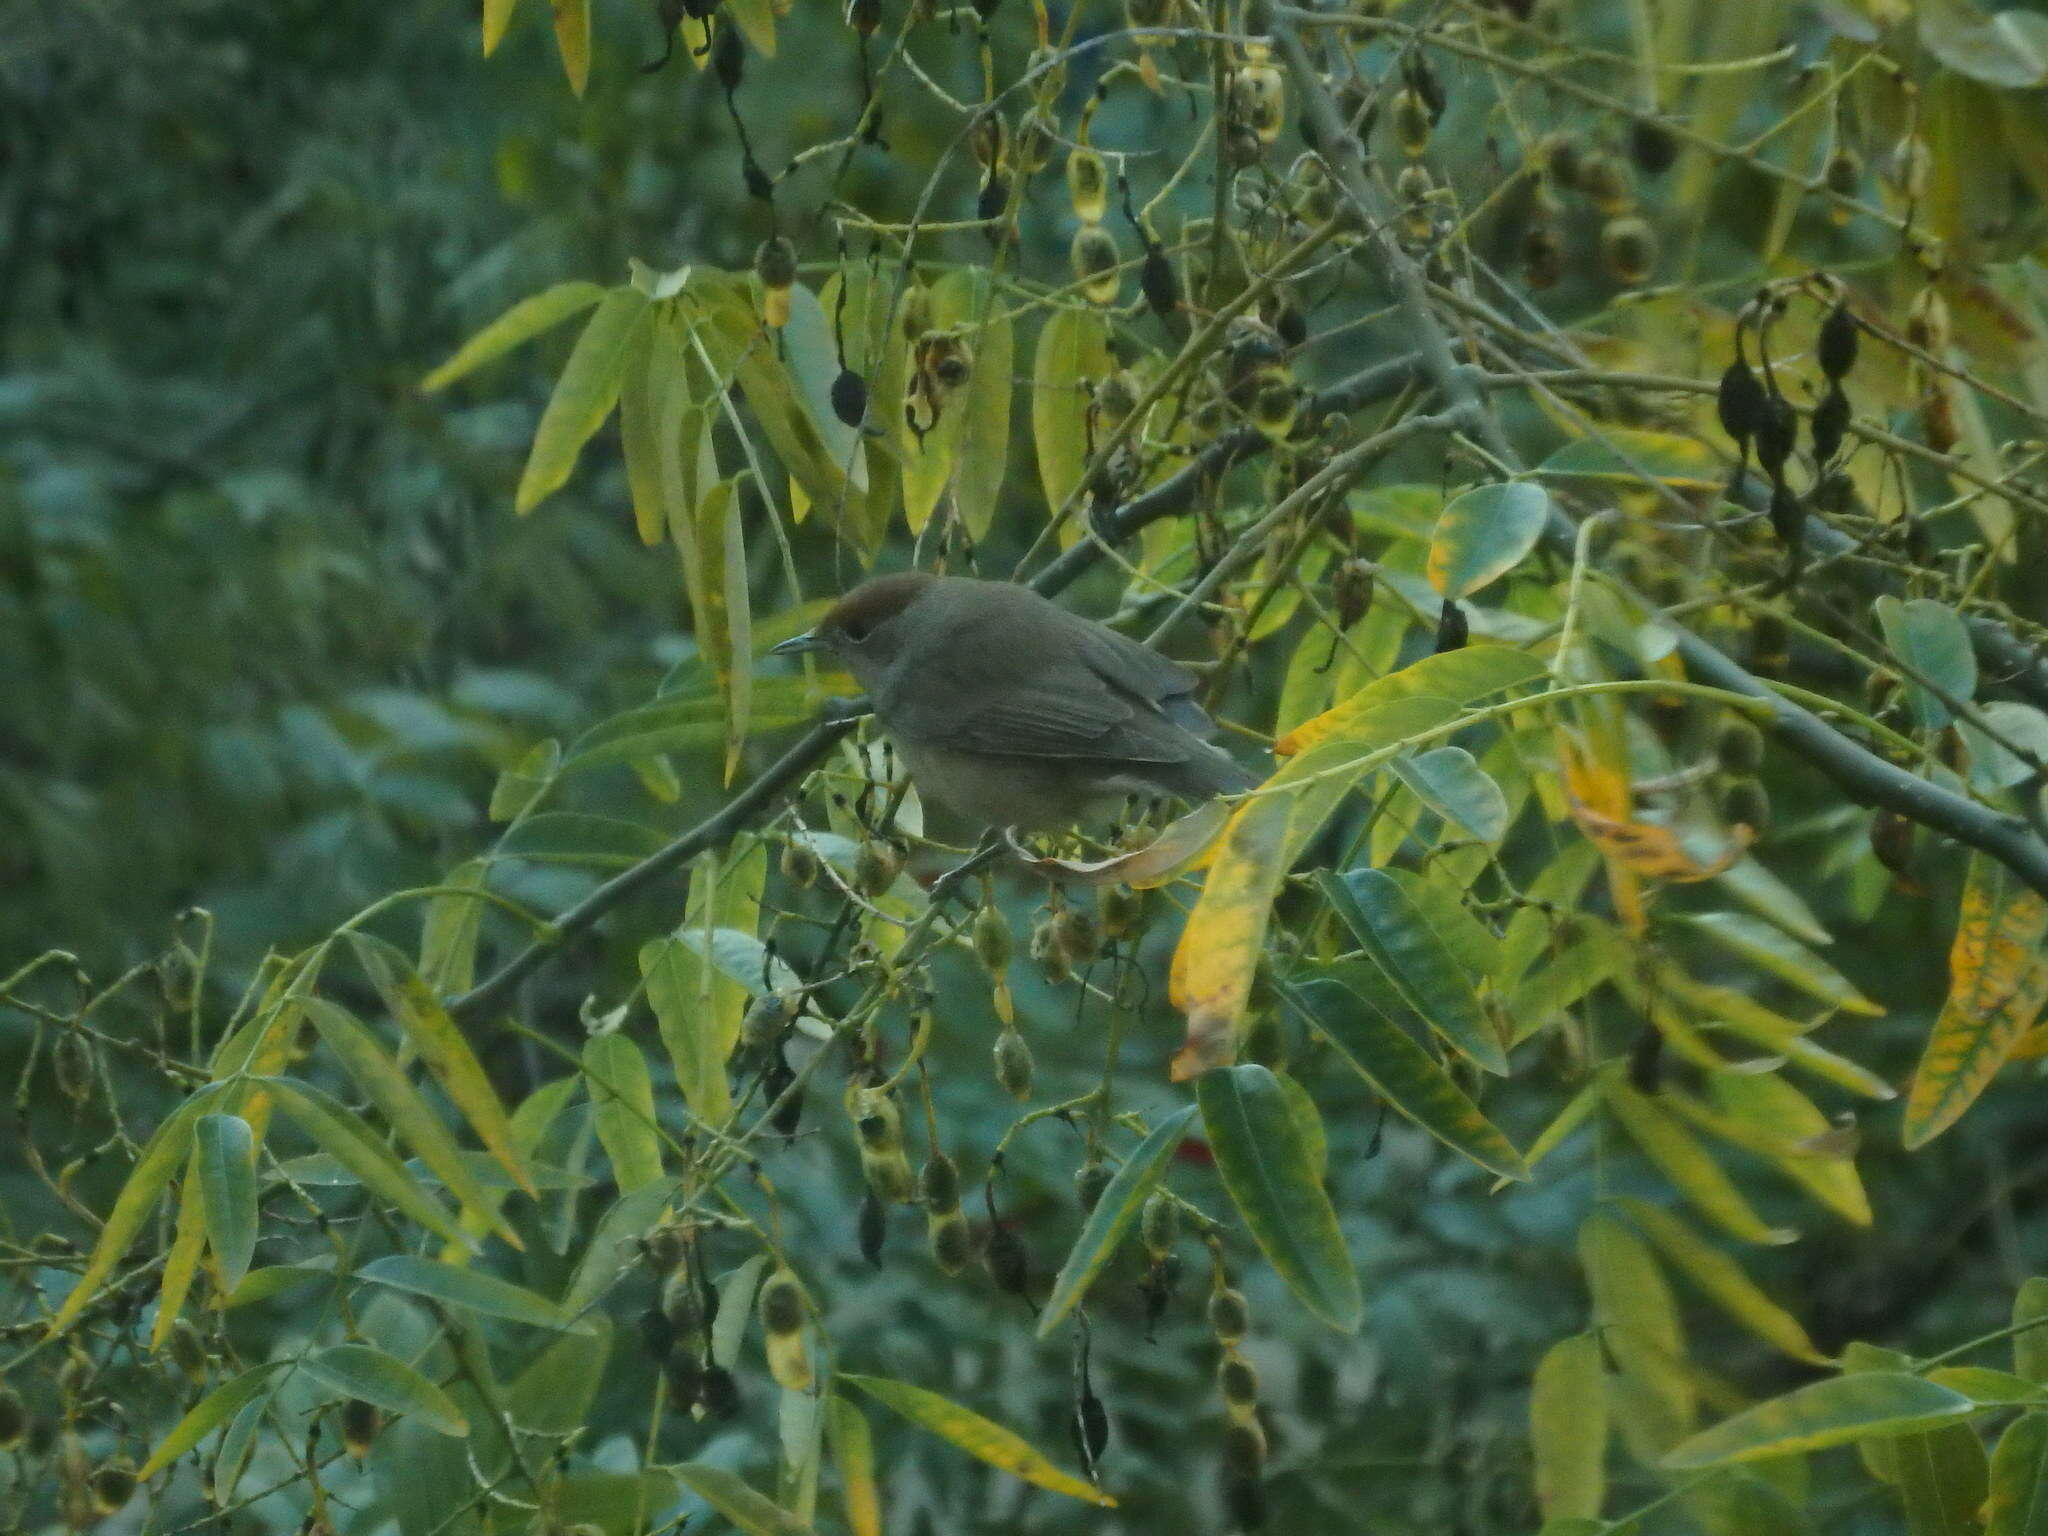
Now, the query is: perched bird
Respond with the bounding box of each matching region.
[772,573,1259,831]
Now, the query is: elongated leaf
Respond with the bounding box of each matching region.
[138,1361,286,1478]
[1320,869,1507,1075]
[1616,1198,1826,1363]
[152,1156,210,1352]
[1537,427,1722,490]
[194,1113,257,1293]
[952,284,1012,542]
[1674,911,1881,1016]
[1275,646,1548,759]
[1168,788,1297,1080]
[423,282,606,393]
[2017,1278,2048,1384]
[357,1254,590,1332]
[643,935,733,1124]
[550,0,590,95]
[712,1254,771,1370]
[1875,595,1978,731]
[298,999,509,1244]
[489,738,560,822]
[565,1178,682,1312]
[1664,1374,1976,1469]
[1988,1412,2048,1536]
[1603,1078,1794,1244]
[481,0,520,54]
[839,1374,1114,1506]
[672,1463,815,1536]
[1284,973,1525,1180]
[1531,1334,1607,1520]
[1389,746,1511,843]
[303,1343,468,1437]
[1906,852,2048,1147]
[1704,1071,1872,1226]
[1580,1210,1693,1459]
[1197,1065,1363,1332]
[260,1077,469,1248]
[1031,308,1112,517]
[583,1032,664,1191]
[1427,481,1551,600]
[1896,1413,1992,1535]
[825,1393,883,1536]
[516,286,652,513]
[419,859,489,999]
[348,932,533,1196]
[1038,1106,1198,1336]
[47,1081,228,1336]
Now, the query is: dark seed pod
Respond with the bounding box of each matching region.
[1391,87,1432,157]
[1221,1420,1268,1477]
[1629,118,1678,176]
[1224,1474,1269,1531]
[340,1398,381,1459]
[1140,1191,1179,1258]
[759,1269,806,1336]
[929,1212,973,1273]
[763,1051,802,1135]
[0,1385,27,1450]
[1576,151,1633,214]
[1537,131,1582,190]
[1722,777,1771,835]
[1817,301,1859,381]
[1141,247,1179,320]
[1823,146,1862,200]
[1521,222,1563,289]
[994,1027,1034,1100]
[845,0,880,32]
[743,159,774,202]
[853,839,902,897]
[664,1347,706,1407]
[977,176,1008,224]
[1627,1021,1665,1094]
[638,1305,677,1360]
[1074,1161,1113,1212]
[1599,215,1657,286]
[859,1189,887,1267]
[1073,1386,1110,1468]
[1209,1287,1251,1345]
[1871,808,1916,881]
[1332,557,1375,629]
[780,837,822,885]
[1813,468,1855,514]
[754,236,797,292]
[662,1264,703,1335]
[1716,719,1764,774]
[1218,1354,1260,1410]
[1716,358,1767,446]
[712,22,744,89]
[1768,478,1806,552]
[1072,226,1122,307]
[702,1364,742,1418]
[1811,384,1850,465]
[830,369,868,430]
[986,1225,1030,1297]
[1067,149,1109,224]
[1030,916,1072,984]
[741,990,797,1050]
[1755,395,1797,481]
[1433,599,1469,654]
[920,1152,962,1214]
[88,1457,138,1515]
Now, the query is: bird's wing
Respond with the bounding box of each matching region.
[883,642,1199,764]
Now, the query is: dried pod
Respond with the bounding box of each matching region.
[1629,118,1678,176]
[1391,87,1432,157]
[88,1457,138,1516]
[1716,719,1764,775]
[780,837,822,886]
[1906,285,1951,358]
[1014,109,1054,175]
[1871,808,1916,882]
[763,1051,803,1136]
[971,113,1008,173]
[1332,557,1376,630]
[1768,478,1806,556]
[1218,1353,1261,1413]
[920,1151,962,1214]
[340,1398,381,1459]
[1072,225,1123,308]
[1209,1286,1251,1345]
[1141,246,1179,321]
[1922,383,1961,454]
[994,1026,1034,1100]
[1100,883,1146,942]
[1073,1382,1110,1469]
[1221,1419,1268,1477]
[1231,64,1286,144]
[1716,358,1767,448]
[1537,131,1583,190]
[1394,163,1434,238]
[929,1211,973,1273]
[1813,468,1855,514]
[1817,301,1859,381]
[1434,598,1469,654]
[1754,395,1798,482]
[0,1385,25,1450]
[972,905,1013,972]
[702,1364,743,1419]
[1074,1161,1113,1212]
[1288,153,1337,225]
[858,1189,886,1266]
[1030,915,1073,984]
[1599,215,1658,286]
[1249,370,1299,442]
[1722,776,1771,835]
[853,838,902,897]
[986,1224,1030,1297]
[1522,221,1563,289]
[1576,150,1633,215]
[1811,384,1850,465]
[1066,149,1109,225]
[712,21,745,90]
[754,237,798,328]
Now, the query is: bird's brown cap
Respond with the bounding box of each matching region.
[821,571,938,641]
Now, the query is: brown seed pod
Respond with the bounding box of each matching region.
[664,1346,706,1407]
[1629,118,1678,175]
[1522,221,1563,289]
[1576,150,1633,215]
[1906,285,1951,358]
[920,1151,962,1214]
[993,1027,1034,1100]
[1391,87,1431,157]
[1072,226,1123,307]
[758,1268,806,1337]
[1030,915,1073,983]
[1209,1286,1250,1345]
[929,1211,973,1274]
[853,838,902,897]
[754,237,798,328]
[340,1398,381,1459]
[779,837,821,886]
[1100,883,1147,942]
[1599,215,1658,286]
[1074,1161,1113,1212]
[1053,905,1102,966]
[89,1457,139,1516]
[1537,131,1583,190]
[1716,719,1764,775]
[1141,246,1179,321]
[1067,149,1109,225]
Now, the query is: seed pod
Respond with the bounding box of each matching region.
[1141,247,1179,321]
[853,838,901,897]
[1722,776,1771,835]
[1391,87,1431,157]
[712,21,744,90]
[1053,906,1101,967]
[1073,1382,1110,1470]
[972,905,1012,972]
[754,238,798,328]
[1074,1161,1113,1212]
[1218,1353,1260,1413]
[1100,883,1146,943]
[1067,149,1109,224]
[1629,118,1678,175]
[1717,358,1767,447]
[1755,395,1797,482]
[1813,469,1855,514]
[1224,1473,1269,1530]
[53,1028,93,1101]
[639,1305,676,1360]
[1249,370,1298,443]
[993,1026,1034,1100]
[1522,221,1563,289]
[1750,613,1789,677]
[1922,383,1961,454]
[898,283,932,342]
[1433,599,1469,654]
[855,1189,886,1267]
[1871,808,1916,882]
[89,1457,138,1515]
[1013,108,1054,174]
[1817,301,1859,380]
[1906,285,1951,358]
[1030,915,1073,984]
[1072,226,1122,307]
[758,1267,806,1336]
[1823,146,1862,203]
[662,1263,703,1335]
[1811,384,1850,464]
[0,1385,24,1450]
[1330,556,1376,631]
[1096,370,1142,427]
[845,0,879,33]
[1599,215,1657,285]
[1289,153,1337,225]
[1888,133,1932,201]
[1538,131,1583,191]
[763,1051,803,1136]
[340,1398,381,1459]
[741,990,797,1050]
[1139,1190,1179,1259]
[1221,1420,1268,1477]
[1394,163,1434,236]
[1577,151,1633,214]
[1232,65,1286,144]
[986,1225,1030,1297]
[1768,478,1806,553]
[168,1318,210,1384]
[1716,719,1764,775]
[780,836,822,885]
[702,1364,743,1418]
[664,1346,706,1407]
[971,113,1008,174]
[920,1152,962,1214]
[1209,1286,1250,1345]
[929,1211,972,1273]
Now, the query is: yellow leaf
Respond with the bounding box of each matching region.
[1604,1077,1795,1245]
[1169,789,1295,1081]
[482,0,520,55]
[840,1374,1113,1507]
[1532,1334,1608,1520]
[150,1150,210,1352]
[550,0,590,96]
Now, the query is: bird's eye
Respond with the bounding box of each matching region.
[839,620,868,644]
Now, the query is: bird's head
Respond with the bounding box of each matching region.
[771,571,938,685]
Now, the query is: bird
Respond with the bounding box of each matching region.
[771,572,1260,832]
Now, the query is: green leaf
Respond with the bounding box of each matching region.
[2016,1278,2048,1384]
[194,1113,258,1294]
[1426,480,1551,600]
[839,1374,1114,1506]
[1704,1072,1872,1227]
[1928,1367,2048,1407]
[1196,1065,1363,1332]
[642,935,733,1125]
[223,1258,337,1309]
[1580,1210,1694,1459]
[47,1080,228,1336]
[1283,972,1526,1180]
[1319,868,1507,1075]
[1531,1334,1607,1521]
[1886,1416,1991,1535]
[1388,746,1511,843]
[1664,1374,1977,1469]
[1673,911,1881,1016]
[419,859,489,999]
[1536,426,1723,490]
[782,283,867,491]
[356,1253,591,1332]
[302,1342,469,1437]
[489,738,560,822]
[505,1317,613,1438]
[1987,1412,2048,1536]
[583,1032,665,1192]
[1037,1105,1198,1337]
[422,282,607,393]
[825,1393,882,1536]
[515,286,653,514]
[565,1178,682,1313]
[138,1361,287,1478]
[1616,1198,1826,1363]
[1603,1078,1794,1244]
[260,1077,469,1248]
[1875,595,1978,732]
[671,1463,816,1536]
[712,1253,771,1370]
[1031,307,1112,516]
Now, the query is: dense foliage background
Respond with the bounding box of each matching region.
[9,0,2048,1532]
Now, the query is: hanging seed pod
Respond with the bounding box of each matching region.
[1754,395,1797,483]
[53,1028,93,1101]
[639,1305,676,1360]
[853,838,902,897]
[1218,1353,1261,1419]
[898,284,932,342]
[1014,108,1054,174]
[1074,1161,1113,1212]
[845,0,879,34]
[1394,163,1434,240]
[920,1151,962,1214]
[1391,87,1431,157]
[1922,383,1961,453]
[1249,370,1299,442]
[986,1224,1030,1297]
[1054,905,1102,966]
[1888,133,1932,201]
[854,1188,884,1265]
[976,176,1006,226]
[1267,302,1306,350]
[758,1268,812,1390]
[741,990,797,1051]
[929,1211,972,1273]
[763,1050,802,1136]
[1627,1021,1666,1095]
[1288,153,1337,226]
[1209,1286,1251,1345]
[780,836,822,886]
[1141,246,1179,321]
[1629,117,1678,175]
[1906,285,1951,358]
[1818,300,1859,381]
[848,1085,915,1202]
[1031,915,1073,984]
[1073,1378,1110,1472]
[1769,479,1806,554]
[701,1364,742,1418]
[1576,151,1633,215]
[0,1385,25,1450]
[1716,719,1764,775]
[712,21,745,90]
[1812,468,1855,514]
[339,1398,381,1459]
[1072,226,1122,307]
[1332,557,1375,630]
[993,1026,1034,1100]
[1067,149,1109,225]
[1717,357,1768,450]
[1231,64,1286,144]
[1871,808,1916,882]
[754,237,798,329]
[1750,613,1789,677]
[169,1318,210,1384]
[1140,1190,1179,1259]
[1722,777,1771,835]
[971,113,1008,174]
[1537,131,1583,191]
[1811,384,1850,464]
[664,1346,706,1408]
[1100,883,1147,943]
[1522,221,1563,289]
[1224,1473,1269,1531]
[88,1457,138,1516]
[1221,1420,1268,1477]
[1096,370,1142,427]
[1434,599,1469,654]
[1823,146,1862,205]
[972,904,1012,972]
[1599,215,1657,285]
[662,1262,703,1335]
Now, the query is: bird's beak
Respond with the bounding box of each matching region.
[770,630,828,657]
